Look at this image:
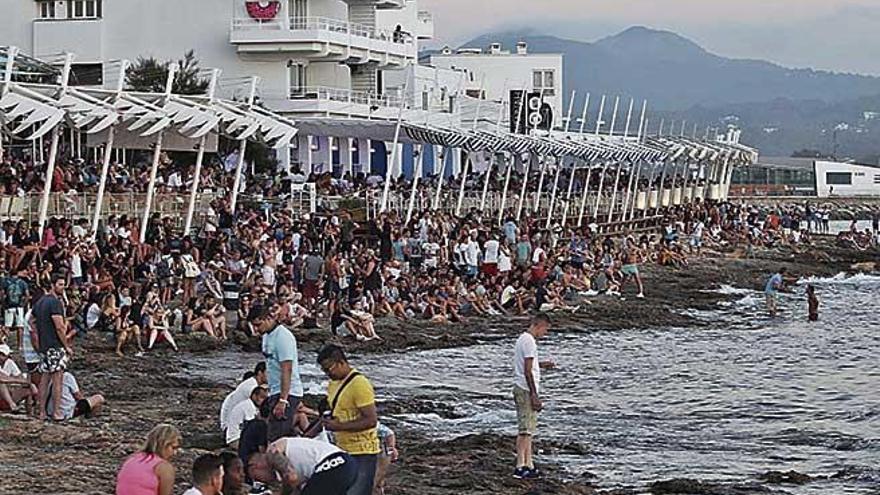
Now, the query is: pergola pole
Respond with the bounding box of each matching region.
[497,153,514,225]
[405,144,423,224]
[140,64,177,242]
[480,82,511,211]
[230,76,259,215]
[592,163,608,218]
[432,146,445,210]
[516,153,533,222]
[606,163,623,224]
[183,68,221,235]
[455,75,486,216]
[545,156,562,228]
[0,46,18,163]
[643,163,657,219]
[576,165,593,227]
[619,99,636,222]
[533,155,547,213]
[37,53,74,240]
[91,60,130,239]
[380,65,411,213]
[560,158,578,226]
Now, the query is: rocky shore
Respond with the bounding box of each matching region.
[0,238,876,495]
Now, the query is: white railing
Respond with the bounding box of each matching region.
[289,86,404,109]
[231,16,414,46]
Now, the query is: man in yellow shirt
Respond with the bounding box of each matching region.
[319,345,379,495]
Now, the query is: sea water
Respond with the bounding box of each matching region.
[195,274,880,493]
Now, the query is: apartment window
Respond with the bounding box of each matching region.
[289,63,308,96]
[533,69,556,96]
[873,174,880,185]
[826,172,852,185]
[67,0,102,19]
[37,1,57,19]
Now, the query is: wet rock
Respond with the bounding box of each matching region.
[759,470,813,485]
[650,479,775,494]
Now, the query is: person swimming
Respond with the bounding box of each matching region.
[806,284,819,322]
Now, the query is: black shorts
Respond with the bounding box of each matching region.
[502,299,516,310]
[301,452,358,495]
[73,399,92,418]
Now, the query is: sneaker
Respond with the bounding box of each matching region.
[636,293,645,299]
[513,467,528,479]
[522,467,542,480]
[249,482,272,495]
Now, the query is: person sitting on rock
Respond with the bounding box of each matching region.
[0,344,38,414]
[182,453,224,495]
[46,370,105,421]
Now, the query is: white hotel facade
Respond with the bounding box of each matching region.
[1,0,563,175]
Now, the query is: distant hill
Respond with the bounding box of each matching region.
[461,27,880,112]
[451,27,880,160]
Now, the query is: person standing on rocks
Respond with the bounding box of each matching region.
[33,274,73,421]
[318,344,380,495]
[249,305,304,442]
[513,313,554,479]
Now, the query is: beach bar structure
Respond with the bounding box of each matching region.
[1,47,758,234]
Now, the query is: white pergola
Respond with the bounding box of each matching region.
[0,47,298,239]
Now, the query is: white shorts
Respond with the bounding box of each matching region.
[4,307,25,328]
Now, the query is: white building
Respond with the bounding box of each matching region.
[1,0,440,120]
[430,41,564,130]
[815,160,880,198]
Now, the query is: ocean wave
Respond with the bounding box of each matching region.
[797,273,880,285]
[715,284,755,295]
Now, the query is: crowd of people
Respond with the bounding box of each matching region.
[2,146,879,493]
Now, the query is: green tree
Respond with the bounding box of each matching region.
[126,50,208,95]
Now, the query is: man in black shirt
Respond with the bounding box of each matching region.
[33,274,72,421]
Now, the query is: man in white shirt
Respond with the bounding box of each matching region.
[512,314,553,479]
[46,371,105,421]
[248,437,357,495]
[482,237,500,277]
[219,362,267,432]
[226,386,268,450]
[464,235,480,277]
[182,454,224,495]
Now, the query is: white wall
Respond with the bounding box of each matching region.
[430,50,564,128]
[815,160,880,198]
[0,1,36,55]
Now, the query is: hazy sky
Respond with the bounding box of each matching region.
[419,0,880,75]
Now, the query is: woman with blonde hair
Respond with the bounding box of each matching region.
[116,423,181,495]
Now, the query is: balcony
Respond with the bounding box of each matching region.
[270,85,405,119]
[230,16,416,67]
[33,18,103,62]
[415,11,434,40]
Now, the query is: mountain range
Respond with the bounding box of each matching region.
[453,27,880,162]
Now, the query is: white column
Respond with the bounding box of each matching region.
[297,134,313,174]
[230,76,259,214]
[36,127,61,239]
[339,137,353,176]
[140,132,165,241]
[432,147,446,211]
[545,157,562,228]
[91,126,116,238]
[498,153,515,225]
[560,159,578,227]
[183,136,208,236]
[405,144,423,224]
[606,164,623,223]
[533,155,547,213]
[577,165,593,227]
[480,152,494,211]
[516,153,534,222]
[628,162,643,220]
[455,152,471,217]
[592,163,608,218]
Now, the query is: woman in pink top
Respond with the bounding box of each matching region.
[116,424,180,495]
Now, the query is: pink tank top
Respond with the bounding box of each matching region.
[116,452,163,495]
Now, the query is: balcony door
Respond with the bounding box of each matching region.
[289,63,308,97]
[290,0,307,27]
